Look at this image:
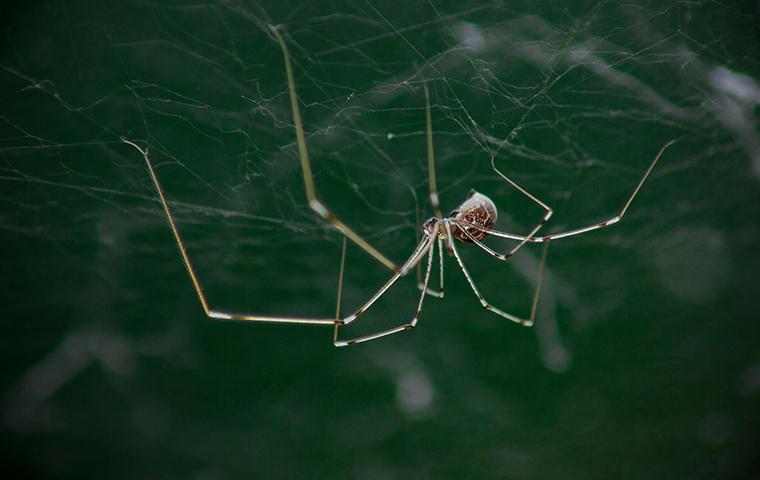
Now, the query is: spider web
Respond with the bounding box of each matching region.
[1,1,759,478]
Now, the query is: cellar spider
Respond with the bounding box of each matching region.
[123,25,675,347]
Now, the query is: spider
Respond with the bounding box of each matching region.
[123,25,675,347]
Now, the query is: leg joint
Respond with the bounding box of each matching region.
[309,199,330,219]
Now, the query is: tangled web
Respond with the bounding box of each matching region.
[1,0,758,378]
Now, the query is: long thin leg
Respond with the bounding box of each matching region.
[487,154,553,258]
[342,224,438,326]
[335,236,347,320]
[333,237,348,342]
[443,221,548,327]
[334,233,438,346]
[270,25,399,272]
[123,139,335,325]
[415,84,444,298]
[418,236,445,298]
[459,140,676,244]
[454,219,513,260]
[424,84,443,219]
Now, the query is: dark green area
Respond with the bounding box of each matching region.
[2,1,759,478]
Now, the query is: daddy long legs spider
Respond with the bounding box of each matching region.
[123,25,675,347]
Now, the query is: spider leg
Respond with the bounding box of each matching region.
[487,154,553,257]
[341,225,436,326]
[334,236,348,320]
[417,236,445,299]
[271,25,399,273]
[415,84,444,298]
[459,140,675,244]
[123,139,335,325]
[443,221,548,327]
[417,237,445,298]
[424,84,443,219]
[454,219,513,260]
[334,230,438,346]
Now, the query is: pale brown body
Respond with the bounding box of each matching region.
[449,191,497,243]
[423,190,497,243]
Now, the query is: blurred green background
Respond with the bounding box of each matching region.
[2,1,759,478]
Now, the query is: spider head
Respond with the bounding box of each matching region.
[422,217,439,237]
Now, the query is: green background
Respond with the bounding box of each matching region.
[2,1,759,478]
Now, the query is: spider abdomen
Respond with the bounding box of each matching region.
[449,191,497,243]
